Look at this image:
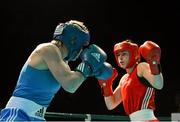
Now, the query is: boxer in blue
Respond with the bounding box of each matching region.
[0,20,113,121]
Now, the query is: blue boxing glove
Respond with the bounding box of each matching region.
[80,44,107,74]
[95,62,113,80]
[76,61,113,80]
[75,62,93,78]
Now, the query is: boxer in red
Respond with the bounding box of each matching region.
[98,39,164,121]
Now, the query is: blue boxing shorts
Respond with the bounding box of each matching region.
[0,96,47,121]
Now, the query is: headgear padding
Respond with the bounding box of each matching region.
[53,20,90,61]
[114,41,139,68]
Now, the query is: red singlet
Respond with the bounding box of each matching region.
[120,66,156,115]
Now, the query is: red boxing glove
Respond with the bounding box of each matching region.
[98,68,118,97]
[139,41,161,75]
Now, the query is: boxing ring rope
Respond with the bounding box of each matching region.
[0,108,171,121]
[45,112,129,121]
[45,112,171,121]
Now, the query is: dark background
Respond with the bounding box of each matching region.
[1,0,179,118]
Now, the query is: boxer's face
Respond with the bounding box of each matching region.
[117,51,130,69]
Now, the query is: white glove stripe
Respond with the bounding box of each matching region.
[78,63,85,72]
[81,63,85,71]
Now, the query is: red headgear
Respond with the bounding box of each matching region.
[114,41,140,68]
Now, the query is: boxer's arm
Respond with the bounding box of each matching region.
[138,41,164,89]
[104,80,123,110]
[97,68,123,110]
[137,62,163,89]
[38,44,85,93]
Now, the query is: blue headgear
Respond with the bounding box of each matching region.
[53,20,90,61]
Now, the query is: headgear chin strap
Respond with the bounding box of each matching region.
[53,20,90,61]
[114,41,140,68]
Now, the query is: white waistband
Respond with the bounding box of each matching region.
[6,96,47,120]
[129,109,157,121]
